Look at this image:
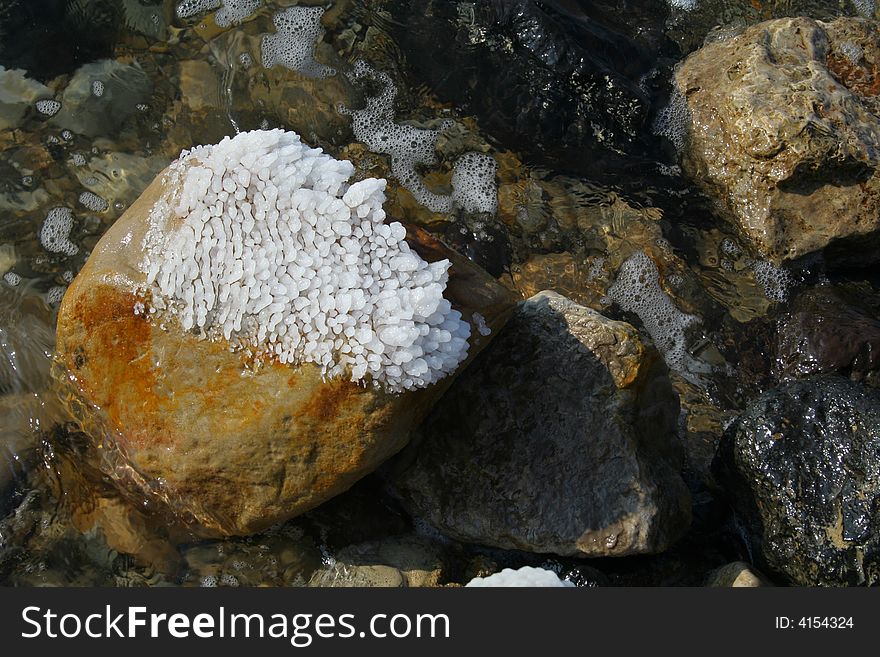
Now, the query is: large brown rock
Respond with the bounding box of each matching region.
[677,17,880,264]
[54,163,517,538]
[392,291,691,557]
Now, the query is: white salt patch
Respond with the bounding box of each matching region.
[472,312,491,337]
[451,152,497,214]
[3,272,21,286]
[466,566,574,588]
[261,6,334,78]
[139,129,470,393]
[35,99,61,116]
[341,62,453,213]
[79,190,109,212]
[40,207,79,256]
[47,285,66,305]
[752,260,791,303]
[608,251,702,376]
[91,80,104,97]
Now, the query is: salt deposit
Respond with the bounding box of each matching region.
[139,129,470,392]
[466,566,574,587]
[40,207,79,256]
[608,251,700,375]
[261,6,334,78]
[341,62,453,213]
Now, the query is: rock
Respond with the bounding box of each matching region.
[309,535,447,588]
[677,17,880,264]
[393,291,691,557]
[714,377,880,586]
[775,285,880,385]
[50,59,152,138]
[0,66,52,131]
[705,562,772,587]
[387,0,663,181]
[54,146,517,538]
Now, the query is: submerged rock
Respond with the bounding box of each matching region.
[775,284,880,385]
[54,131,516,537]
[677,17,880,264]
[705,562,772,588]
[714,377,880,586]
[393,291,691,557]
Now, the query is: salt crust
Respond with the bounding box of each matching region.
[466,566,574,587]
[139,129,471,392]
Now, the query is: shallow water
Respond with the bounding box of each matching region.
[0,0,878,586]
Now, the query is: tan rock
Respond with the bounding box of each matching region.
[54,162,517,538]
[677,17,880,264]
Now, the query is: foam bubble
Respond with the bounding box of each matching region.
[91,80,104,97]
[215,0,259,27]
[47,285,66,305]
[261,6,334,78]
[853,0,875,18]
[139,129,471,393]
[40,207,79,256]
[176,0,220,20]
[35,99,61,116]
[752,260,791,303]
[653,85,688,152]
[78,190,109,212]
[451,153,498,214]
[3,272,21,286]
[608,251,702,376]
[341,62,453,213]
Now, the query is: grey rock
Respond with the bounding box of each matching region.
[714,377,880,586]
[393,291,691,557]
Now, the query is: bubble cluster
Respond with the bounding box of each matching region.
[853,0,876,18]
[451,152,498,214]
[341,62,454,213]
[139,129,471,392]
[40,207,78,256]
[35,99,61,116]
[215,0,259,27]
[466,566,574,588]
[78,191,109,212]
[752,260,792,303]
[261,6,334,78]
[91,80,104,97]
[176,0,220,20]
[47,285,66,305]
[839,41,863,64]
[3,272,21,286]
[653,86,689,152]
[472,312,491,337]
[608,251,700,375]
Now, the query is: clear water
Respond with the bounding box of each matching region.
[0,0,876,586]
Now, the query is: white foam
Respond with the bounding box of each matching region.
[139,129,471,392]
[261,6,334,78]
[466,566,574,588]
[853,0,875,18]
[40,207,79,256]
[79,190,109,212]
[47,285,66,305]
[653,86,688,152]
[608,251,700,376]
[341,62,453,213]
[752,260,791,303]
[3,272,21,286]
[215,0,259,27]
[451,153,498,214]
[35,99,61,116]
[91,80,104,97]
[176,0,220,20]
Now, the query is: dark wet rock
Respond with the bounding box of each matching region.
[775,284,880,385]
[677,17,880,265]
[705,561,772,587]
[387,0,668,181]
[714,377,880,586]
[393,291,691,557]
